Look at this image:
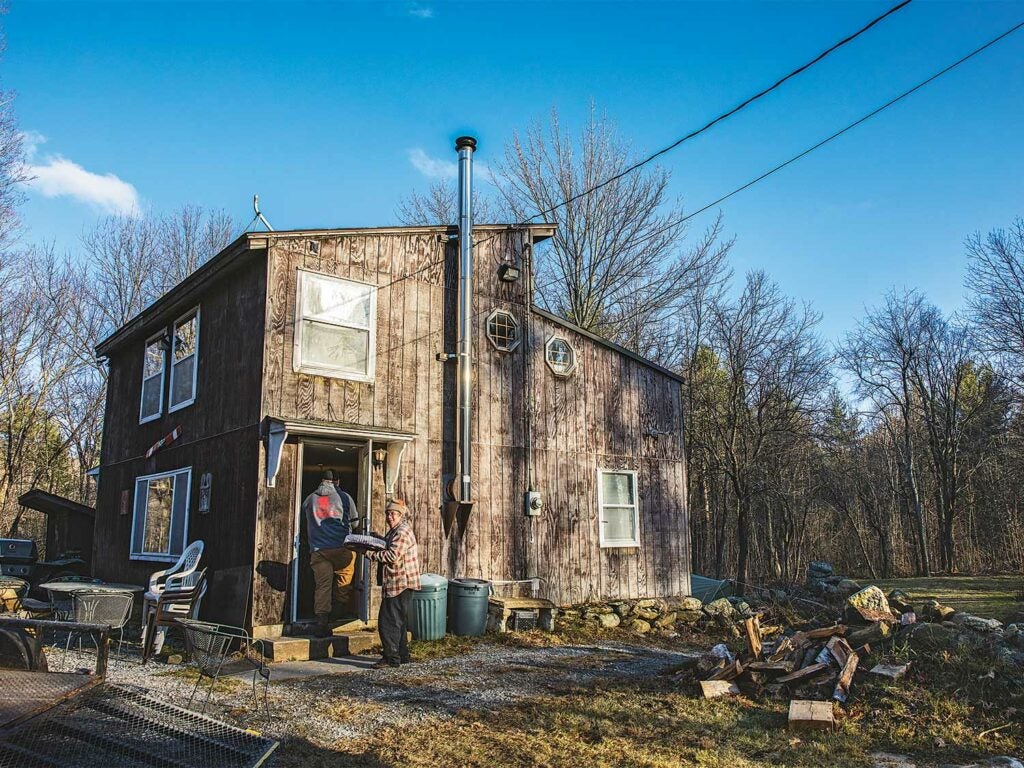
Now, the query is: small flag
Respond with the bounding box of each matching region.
[146,426,181,459]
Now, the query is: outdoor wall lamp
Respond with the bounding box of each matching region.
[498,263,521,282]
[372,448,387,467]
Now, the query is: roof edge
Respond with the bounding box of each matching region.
[530,306,684,383]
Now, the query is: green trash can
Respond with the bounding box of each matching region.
[447,578,491,637]
[408,573,447,641]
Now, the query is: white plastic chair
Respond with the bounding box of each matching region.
[140,540,204,655]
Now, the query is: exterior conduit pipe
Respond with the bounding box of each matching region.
[456,135,476,504]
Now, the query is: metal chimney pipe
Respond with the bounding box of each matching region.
[455,135,476,503]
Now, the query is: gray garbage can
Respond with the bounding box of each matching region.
[447,578,491,637]
[408,573,447,641]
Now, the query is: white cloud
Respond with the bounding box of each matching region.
[408,3,434,18]
[23,132,141,215]
[408,147,496,186]
[408,147,456,180]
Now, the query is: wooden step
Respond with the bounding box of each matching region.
[261,630,381,662]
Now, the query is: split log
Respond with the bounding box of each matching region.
[832,652,860,703]
[869,662,909,679]
[825,637,855,668]
[747,661,796,675]
[700,680,740,698]
[743,617,763,660]
[706,660,744,681]
[776,662,829,684]
[846,621,891,648]
[769,636,794,662]
[806,624,846,639]
[788,700,834,731]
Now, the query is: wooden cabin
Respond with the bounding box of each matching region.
[93,225,691,638]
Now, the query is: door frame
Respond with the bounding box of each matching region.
[289,437,373,625]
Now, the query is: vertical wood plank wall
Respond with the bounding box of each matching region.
[254,228,690,625]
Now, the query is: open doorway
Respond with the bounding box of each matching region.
[293,439,370,626]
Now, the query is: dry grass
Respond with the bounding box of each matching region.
[873,575,1024,623]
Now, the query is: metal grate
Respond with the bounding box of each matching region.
[0,684,277,768]
[508,609,538,631]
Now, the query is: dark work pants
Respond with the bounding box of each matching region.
[378,589,412,665]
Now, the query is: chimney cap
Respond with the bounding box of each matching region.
[455,136,478,151]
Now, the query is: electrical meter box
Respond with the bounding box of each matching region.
[525,491,542,517]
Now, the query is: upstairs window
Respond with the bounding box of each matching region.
[294,270,377,382]
[598,469,640,548]
[131,468,191,561]
[139,334,166,424]
[486,310,520,352]
[169,309,199,411]
[545,336,578,377]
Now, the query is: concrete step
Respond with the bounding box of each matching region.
[261,630,381,662]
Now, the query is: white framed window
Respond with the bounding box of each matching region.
[294,269,377,382]
[139,333,166,424]
[597,469,640,548]
[486,309,520,352]
[545,336,578,377]
[130,468,191,561]
[168,308,199,412]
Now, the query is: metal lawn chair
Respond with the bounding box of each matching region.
[0,576,28,615]
[62,589,134,666]
[45,574,102,621]
[142,569,207,664]
[141,540,204,655]
[178,618,271,722]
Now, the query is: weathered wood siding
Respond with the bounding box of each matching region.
[526,312,690,604]
[94,250,268,617]
[253,228,688,620]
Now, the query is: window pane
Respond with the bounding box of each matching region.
[141,376,162,418]
[170,355,195,406]
[301,320,369,374]
[144,340,164,378]
[303,274,372,328]
[602,507,636,542]
[487,311,518,351]
[144,476,174,554]
[601,472,635,506]
[173,316,196,361]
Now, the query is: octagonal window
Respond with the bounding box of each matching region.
[545,336,577,376]
[486,310,520,352]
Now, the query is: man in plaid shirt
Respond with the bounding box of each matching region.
[366,498,420,668]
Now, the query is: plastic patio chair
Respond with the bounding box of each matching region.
[141,569,207,664]
[64,589,134,660]
[178,618,271,722]
[141,540,204,651]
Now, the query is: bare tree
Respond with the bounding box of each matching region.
[156,205,235,293]
[395,181,494,226]
[966,217,1024,383]
[698,271,831,589]
[493,107,731,362]
[841,290,932,575]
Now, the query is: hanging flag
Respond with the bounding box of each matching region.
[146,426,181,459]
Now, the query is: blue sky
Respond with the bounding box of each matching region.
[6,0,1023,343]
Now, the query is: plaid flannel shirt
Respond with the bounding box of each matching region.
[367,521,420,598]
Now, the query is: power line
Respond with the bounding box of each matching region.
[474,0,913,246]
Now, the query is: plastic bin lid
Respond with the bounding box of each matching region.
[416,573,448,592]
[449,578,491,589]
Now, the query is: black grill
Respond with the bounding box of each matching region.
[0,539,38,579]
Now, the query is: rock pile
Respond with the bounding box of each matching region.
[564,595,758,637]
[805,561,862,599]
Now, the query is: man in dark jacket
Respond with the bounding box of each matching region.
[302,470,357,637]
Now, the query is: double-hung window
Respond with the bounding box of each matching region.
[131,468,191,561]
[169,309,199,411]
[294,270,377,382]
[139,334,166,424]
[598,469,640,548]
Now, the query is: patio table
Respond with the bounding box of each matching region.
[38,582,145,594]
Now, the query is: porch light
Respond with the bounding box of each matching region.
[372,448,387,467]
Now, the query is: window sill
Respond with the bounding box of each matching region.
[139,413,162,425]
[599,541,641,550]
[294,365,375,384]
[130,553,180,563]
[168,397,195,414]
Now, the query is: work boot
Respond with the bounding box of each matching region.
[314,614,332,638]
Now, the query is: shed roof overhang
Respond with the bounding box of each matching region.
[17,489,96,518]
[263,416,415,489]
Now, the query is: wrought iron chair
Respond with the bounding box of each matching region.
[44,574,102,621]
[178,619,271,721]
[0,576,28,614]
[141,540,205,654]
[63,589,134,664]
[142,569,207,664]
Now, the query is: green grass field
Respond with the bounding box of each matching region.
[871,575,1024,623]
